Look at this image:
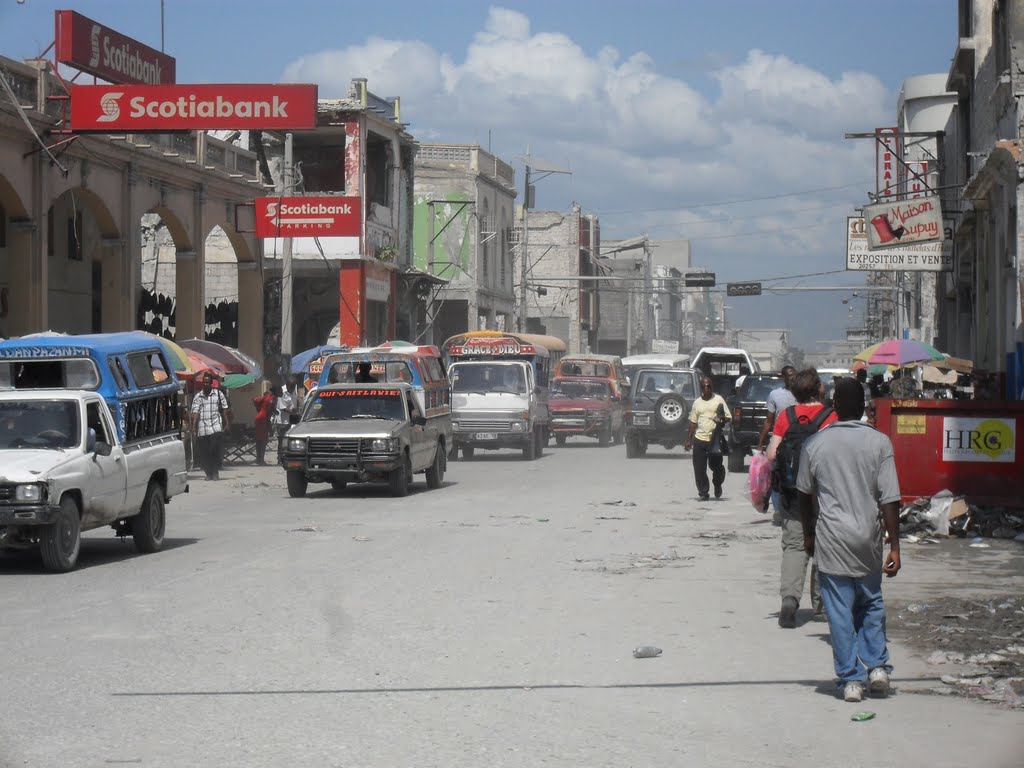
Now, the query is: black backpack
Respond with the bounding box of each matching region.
[774,405,833,491]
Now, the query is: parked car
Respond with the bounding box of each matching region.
[725,372,785,472]
[549,378,625,446]
[624,368,693,458]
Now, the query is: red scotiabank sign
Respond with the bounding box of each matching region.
[70,84,318,132]
[254,196,362,238]
[55,10,176,85]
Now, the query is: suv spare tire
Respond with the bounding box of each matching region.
[654,393,688,428]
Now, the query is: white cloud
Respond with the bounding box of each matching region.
[280,6,896,346]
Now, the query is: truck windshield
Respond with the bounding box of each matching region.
[740,376,784,401]
[551,381,610,400]
[451,364,527,394]
[0,401,80,450]
[305,390,407,422]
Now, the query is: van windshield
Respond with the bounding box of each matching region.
[559,361,611,378]
[305,390,407,422]
[551,380,610,400]
[451,364,527,394]
[0,401,80,450]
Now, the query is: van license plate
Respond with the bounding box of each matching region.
[475,432,497,440]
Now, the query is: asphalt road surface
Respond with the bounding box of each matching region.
[1,441,1021,767]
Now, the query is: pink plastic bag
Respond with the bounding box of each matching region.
[749,451,771,512]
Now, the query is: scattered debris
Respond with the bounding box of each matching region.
[899,491,1024,541]
[289,524,321,533]
[633,645,662,658]
[850,712,876,722]
[595,516,627,520]
[352,535,371,542]
[602,500,637,507]
[536,518,549,523]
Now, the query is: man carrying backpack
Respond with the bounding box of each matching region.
[766,368,837,628]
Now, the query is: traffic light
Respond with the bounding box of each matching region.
[684,272,716,288]
[726,282,762,297]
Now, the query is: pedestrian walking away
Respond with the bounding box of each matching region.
[190,373,232,480]
[797,377,902,703]
[251,386,278,465]
[684,376,730,501]
[766,367,837,627]
[757,364,797,523]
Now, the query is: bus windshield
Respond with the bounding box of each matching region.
[451,364,528,394]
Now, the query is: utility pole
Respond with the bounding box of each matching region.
[518,163,530,332]
[281,132,294,356]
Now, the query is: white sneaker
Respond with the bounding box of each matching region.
[868,667,890,697]
[843,682,865,702]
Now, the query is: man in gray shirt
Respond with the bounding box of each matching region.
[797,378,902,703]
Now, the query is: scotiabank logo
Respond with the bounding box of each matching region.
[96,91,123,122]
[70,84,318,131]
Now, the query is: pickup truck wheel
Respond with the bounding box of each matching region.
[40,495,81,572]
[132,482,166,554]
[535,429,544,457]
[555,435,567,447]
[728,449,746,473]
[654,393,688,428]
[286,470,308,498]
[462,446,475,460]
[523,432,537,461]
[425,443,445,489]
[330,480,348,491]
[390,453,411,497]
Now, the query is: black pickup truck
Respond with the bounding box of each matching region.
[725,373,785,472]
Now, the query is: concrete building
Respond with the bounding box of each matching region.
[729,328,791,372]
[522,206,601,353]
[939,0,1024,397]
[594,236,652,357]
[260,79,417,353]
[0,55,263,358]
[412,144,517,345]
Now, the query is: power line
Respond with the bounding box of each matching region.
[593,179,874,216]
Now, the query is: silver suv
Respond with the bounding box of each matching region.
[280,383,447,497]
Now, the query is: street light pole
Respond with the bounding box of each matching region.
[281,132,294,356]
[518,164,530,332]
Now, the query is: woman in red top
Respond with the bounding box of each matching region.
[251,386,280,465]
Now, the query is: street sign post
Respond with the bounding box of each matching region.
[727,282,762,296]
[684,272,716,288]
[254,196,362,238]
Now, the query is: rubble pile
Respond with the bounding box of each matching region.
[893,597,1024,709]
[899,490,1024,542]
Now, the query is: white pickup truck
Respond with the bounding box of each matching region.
[0,390,188,571]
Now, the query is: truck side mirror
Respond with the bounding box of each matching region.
[86,428,97,453]
[95,441,113,457]
[412,414,427,427]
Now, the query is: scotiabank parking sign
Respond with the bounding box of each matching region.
[70,84,318,131]
[255,196,362,238]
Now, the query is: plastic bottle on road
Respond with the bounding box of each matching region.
[633,645,662,658]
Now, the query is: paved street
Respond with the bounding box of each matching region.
[1,443,1021,768]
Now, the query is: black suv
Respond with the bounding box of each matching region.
[624,368,698,458]
[725,373,785,471]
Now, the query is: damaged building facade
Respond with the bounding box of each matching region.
[939,0,1024,397]
[412,144,517,344]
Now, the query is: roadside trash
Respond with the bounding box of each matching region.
[900,490,953,536]
[290,524,321,532]
[536,518,549,523]
[969,542,991,548]
[633,645,662,658]
[602,500,636,507]
[748,451,771,512]
[850,712,876,722]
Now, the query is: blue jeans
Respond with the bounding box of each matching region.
[819,570,892,689]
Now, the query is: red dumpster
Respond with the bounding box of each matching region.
[874,398,1024,506]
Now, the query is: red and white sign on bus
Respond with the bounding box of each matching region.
[55,10,176,85]
[70,84,318,132]
[254,196,362,238]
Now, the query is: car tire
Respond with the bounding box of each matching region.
[523,432,537,461]
[626,435,642,459]
[555,435,567,447]
[426,443,445,489]
[330,480,348,491]
[40,494,81,573]
[132,481,166,554]
[654,393,688,428]
[535,429,544,457]
[390,452,412,497]
[462,446,475,460]
[728,449,746,473]
[286,470,308,498]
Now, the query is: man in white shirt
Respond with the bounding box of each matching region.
[190,374,232,480]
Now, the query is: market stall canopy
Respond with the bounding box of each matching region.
[922,365,958,385]
[180,338,262,379]
[290,344,349,375]
[934,356,974,374]
[854,339,945,368]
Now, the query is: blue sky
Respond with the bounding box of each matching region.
[1,1,958,349]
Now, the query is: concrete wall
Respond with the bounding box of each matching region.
[525,208,586,353]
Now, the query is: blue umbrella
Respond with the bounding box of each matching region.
[290,344,348,375]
